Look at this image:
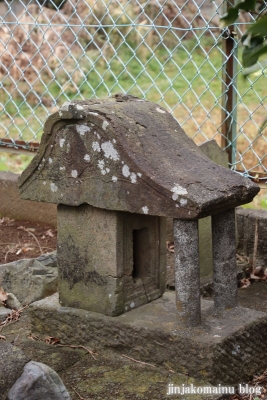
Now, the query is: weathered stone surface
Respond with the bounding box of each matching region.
[198,216,213,278]
[174,219,201,326]
[199,139,229,168]
[5,293,22,310]
[30,292,267,385]
[0,307,10,321]
[212,209,238,314]
[236,207,267,268]
[18,95,259,219]
[57,203,166,315]
[18,340,85,373]
[7,361,71,400]
[0,342,29,400]
[0,252,58,305]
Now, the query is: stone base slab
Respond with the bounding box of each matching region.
[30,291,267,385]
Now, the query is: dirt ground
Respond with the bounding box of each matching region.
[0,217,57,264]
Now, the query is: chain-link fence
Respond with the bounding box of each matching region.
[0,0,266,180]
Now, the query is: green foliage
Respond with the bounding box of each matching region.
[221,0,256,25]
[221,0,267,73]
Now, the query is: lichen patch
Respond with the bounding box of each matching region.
[75,105,84,111]
[101,141,120,161]
[97,159,110,175]
[50,182,58,192]
[180,198,188,206]
[142,206,149,214]
[156,107,166,114]
[84,154,90,162]
[102,120,109,131]
[112,176,118,182]
[59,138,65,148]
[98,160,105,172]
[171,184,188,200]
[172,193,179,201]
[61,101,72,111]
[76,125,90,135]
[92,142,101,152]
[122,164,130,178]
[130,172,137,183]
[71,170,78,178]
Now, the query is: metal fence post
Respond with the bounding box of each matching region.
[221,0,238,167]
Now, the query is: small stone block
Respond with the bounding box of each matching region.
[57,204,166,316]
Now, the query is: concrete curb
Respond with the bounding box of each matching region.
[0,171,56,226]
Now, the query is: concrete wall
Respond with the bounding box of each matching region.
[236,207,267,268]
[0,171,56,226]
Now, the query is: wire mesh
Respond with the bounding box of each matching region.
[0,0,266,180]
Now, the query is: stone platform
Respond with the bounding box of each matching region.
[30,291,267,385]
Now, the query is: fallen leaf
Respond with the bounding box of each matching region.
[22,247,34,253]
[45,336,60,345]
[240,278,251,288]
[45,229,54,238]
[28,333,39,341]
[0,335,6,340]
[250,273,260,280]
[166,241,174,253]
[254,266,263,275]
[0,286,8,304]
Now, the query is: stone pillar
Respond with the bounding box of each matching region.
[174,219,201,327]
[212,208,238,314]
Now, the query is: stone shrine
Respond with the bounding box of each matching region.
[19,94,259,323]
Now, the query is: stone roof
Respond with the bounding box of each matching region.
[18,95,259,219]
